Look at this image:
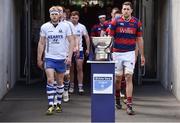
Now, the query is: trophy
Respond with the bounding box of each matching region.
[92,37,113,61]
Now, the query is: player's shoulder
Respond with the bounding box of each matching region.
[92,23,99,28]
[131,16,140,22]
[78,23,85,28]
[64,20,74,26]
[41,21,51,29]
[59,21,71,27]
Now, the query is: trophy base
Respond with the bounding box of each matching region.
[95,53,109,61]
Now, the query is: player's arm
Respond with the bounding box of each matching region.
[136,20,145,66]
[107,19,116,37]
[75,35,80,52]
[136,37,145,66]
[84,34,90,56]
[37,36,46,70]
[83,26,90,56]
[66,35,75,65]
[135,42,139,63]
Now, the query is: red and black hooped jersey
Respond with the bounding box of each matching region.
[90,23,108,37]
[109,16,143,52]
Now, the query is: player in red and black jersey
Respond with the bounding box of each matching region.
[109,1,145,115]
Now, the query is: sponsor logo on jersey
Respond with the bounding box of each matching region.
[119,27,134,34]
[48,35,63,39]
[48,35,64,44]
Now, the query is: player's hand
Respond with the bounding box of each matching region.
[75,50,80,58]
[65,57,72,66]
[85,49,89,57]
[37,60,44,70]
[141,55,145,66]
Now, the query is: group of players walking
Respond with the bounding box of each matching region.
[37,1,145,116]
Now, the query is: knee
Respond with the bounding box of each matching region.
[125,74,132,82]
[64,74,70,81]
[116,75,122,83]
[77,65,83,72]
[47,78,54,84]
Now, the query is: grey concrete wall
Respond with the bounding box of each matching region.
[0,0,19,99]
[141,0,157,79]
[169,0,180,100]
[158,0,169,89]
[158,0,180,100]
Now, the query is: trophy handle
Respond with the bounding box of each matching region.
[104,38,113,53]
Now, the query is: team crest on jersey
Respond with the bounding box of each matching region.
[129,23,134,26]
[77,30,80,33]
[120,23,124,26]
[59,29,63,33]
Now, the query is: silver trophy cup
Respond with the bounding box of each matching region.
[92,37,113,61]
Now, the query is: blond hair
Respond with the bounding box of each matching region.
[49,6,59,14]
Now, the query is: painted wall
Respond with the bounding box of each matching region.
[0,0,19,99]
[158,0,180,100]
[169,0,180,100]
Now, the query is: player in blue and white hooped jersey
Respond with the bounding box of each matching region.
[37,6,74,115]
[55,6,77,103]
[68,11,90,94]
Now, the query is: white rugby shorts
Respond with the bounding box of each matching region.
[112,51,135,76]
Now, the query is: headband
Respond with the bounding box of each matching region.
[98,15,106,19]
[49,10,59,15]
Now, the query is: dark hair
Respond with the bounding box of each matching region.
[114,10,121,15]
[111,7,119,13]
[122,1,133,9]
[71,11,80,17]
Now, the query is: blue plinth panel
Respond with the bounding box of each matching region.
[88,61,115,122]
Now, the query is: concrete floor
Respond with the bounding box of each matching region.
[0,82,180,122]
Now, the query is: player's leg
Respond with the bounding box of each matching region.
[113,52,123,109]
[54,59,66,113]
[45,68,56,115]
[76,51,84,94]
[123,51,136,115]
[69,54,76,93]
[115,74,123,109]
[69,63,75,93]
[63,65,70,102]
[53,72,58,106]
[55,72,64,113]
[125,73,134,115]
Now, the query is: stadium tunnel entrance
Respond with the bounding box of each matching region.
[18,0,158,86]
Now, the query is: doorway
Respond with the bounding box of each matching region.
[18,0,158,85]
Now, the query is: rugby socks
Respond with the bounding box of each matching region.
[56,85,64,104]
[53,81,58,106]
[64,80,70,91]
[46,83,56,106]
[127,97,132,106]
[78,83,83,90]
[70,82,74,89]
[116,89,120,100]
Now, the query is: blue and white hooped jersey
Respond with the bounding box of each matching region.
[40,21,72,60]
[74,23,88,51]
